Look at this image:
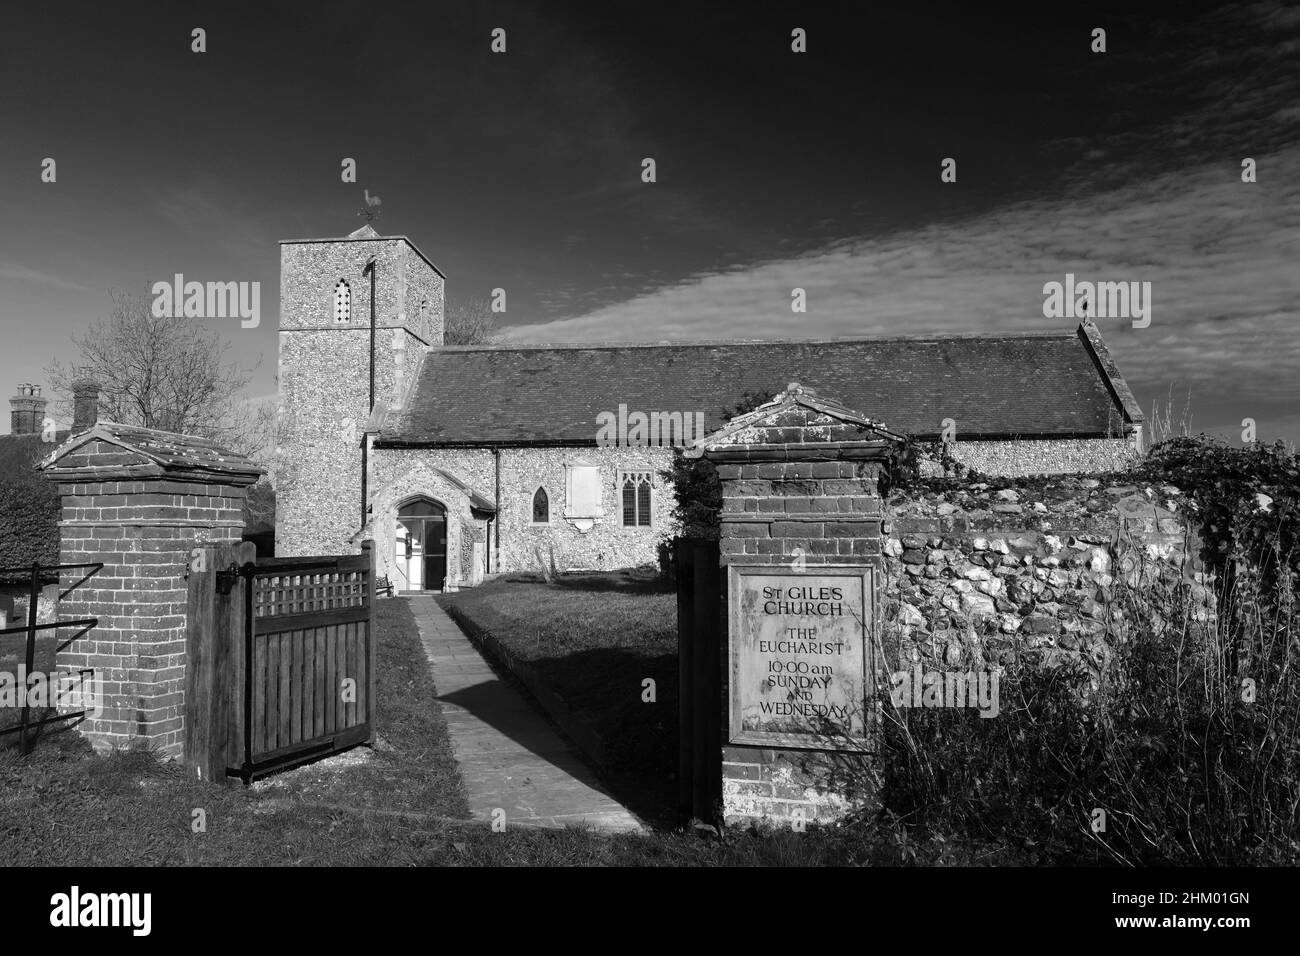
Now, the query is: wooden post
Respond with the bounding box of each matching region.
[677,538,725,825]
[185,541,254,784]
[691,542,713,822]
[185,544,219,782]
[226,542,257,772]
[676,539,695,824]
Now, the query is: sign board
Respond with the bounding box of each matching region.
[728,564,876,750]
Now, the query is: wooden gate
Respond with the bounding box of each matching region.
[675,538,723,825]
[186,540,376,783]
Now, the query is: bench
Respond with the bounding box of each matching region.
[375,575,394,598]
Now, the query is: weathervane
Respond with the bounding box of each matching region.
[359,188,382,224]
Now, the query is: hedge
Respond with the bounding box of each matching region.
[0,435,61,574]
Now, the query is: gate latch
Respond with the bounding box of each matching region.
[216,561,254,595]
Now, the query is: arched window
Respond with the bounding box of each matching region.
[620,471,652,527]
[398,498,445,518]
[334,279,351,322]
[532,487,549,524]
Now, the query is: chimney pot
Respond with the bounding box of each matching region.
[9,383,48,435]
[72,379,101,431]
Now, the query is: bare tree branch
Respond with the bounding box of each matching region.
[46,287,269,462]
[444,295,499,346]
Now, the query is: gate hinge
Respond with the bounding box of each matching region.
[216,561,256,595]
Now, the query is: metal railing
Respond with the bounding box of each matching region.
[0,561,102,754]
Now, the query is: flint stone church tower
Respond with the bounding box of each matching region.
[277,226,1145,593]
[277,225,444,562]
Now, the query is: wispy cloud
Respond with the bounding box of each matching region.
[0,262,94,293]
[505,147,1300,426]
[148,183,275,265]
[500,0,1300,441]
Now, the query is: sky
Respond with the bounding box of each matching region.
[1,1,1297,442]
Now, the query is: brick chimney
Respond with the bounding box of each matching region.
[9,383,47,435]
[72,379,101,431]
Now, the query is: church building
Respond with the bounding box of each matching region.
[275,226,1145,591]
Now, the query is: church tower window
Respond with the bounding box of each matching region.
[334,279,351,322]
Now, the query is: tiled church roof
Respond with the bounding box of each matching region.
[378,322,1142,447]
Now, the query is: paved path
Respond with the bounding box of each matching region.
[407,596,644,832]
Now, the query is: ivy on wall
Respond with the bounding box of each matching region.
[1133,436,1299,593]
[660,390,777,542]
[878,436,978,496]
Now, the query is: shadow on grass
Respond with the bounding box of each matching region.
[503,569,674,597]
[0,709,91,753]
[549,575,674,597]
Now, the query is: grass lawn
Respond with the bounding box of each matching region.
[437,569,680,826]
[0,585,1015,865]
[0,598,474,865]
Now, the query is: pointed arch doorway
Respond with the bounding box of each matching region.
[396,497,447,591]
